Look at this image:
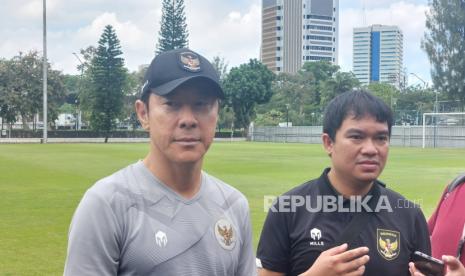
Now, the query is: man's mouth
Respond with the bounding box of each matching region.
[174,137,200,145]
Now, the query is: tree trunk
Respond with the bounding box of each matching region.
[21,115,29,130]
[230,121,234,140]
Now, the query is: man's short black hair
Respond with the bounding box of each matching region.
[323,90,393,141]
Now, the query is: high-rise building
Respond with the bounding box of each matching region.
[353,25,404,89]
[260,0,339,74]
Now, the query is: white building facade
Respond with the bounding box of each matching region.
[261,0,339,74]
[353,25,404,89]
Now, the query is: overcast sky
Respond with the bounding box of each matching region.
[0,0,432,85]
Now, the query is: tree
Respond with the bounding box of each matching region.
[0,51,65,130]
[367,83,400,118]
[0,59,17,130]
[89,25,127,142]
[254,109,284,126]
[423,0,465,110]
[222,59,274,131]
[210,56,233,131]
[10,52,42,129]
[396,85,436,125]
[211,56,229,81]
[74,46,97,126]
[301,61,340,106]
[301,61,340,82]
[124,67,147,131]
[256,72,316,126]
[320,71,360,106]
[217,106,235,132]
[255,62,358,126]
[157,0,189,54]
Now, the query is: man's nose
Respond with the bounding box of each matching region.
[178,106,198,129]
[361,139,378,155]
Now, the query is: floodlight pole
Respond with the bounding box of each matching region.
[285,103,290,143]
[286,104,289,127]
[410,73,427,88]
[410,72,436,112]
[42,0,48,143]
[422,113,426,148]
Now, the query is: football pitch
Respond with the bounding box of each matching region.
[1,142,464,275]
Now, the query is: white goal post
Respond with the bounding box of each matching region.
[422,112,465,148]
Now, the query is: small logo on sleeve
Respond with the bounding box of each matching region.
[155,230,168,248]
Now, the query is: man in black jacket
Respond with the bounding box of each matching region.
[257,90,431,276]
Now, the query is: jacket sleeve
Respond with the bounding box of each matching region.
[256,198,291,273]
[237,198,258,276]
[64,190,121,276]
[414,207,432,256]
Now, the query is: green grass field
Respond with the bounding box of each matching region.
[1,142,464,275]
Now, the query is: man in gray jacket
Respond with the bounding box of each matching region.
[64,48,256,276]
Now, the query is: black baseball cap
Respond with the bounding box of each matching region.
[140,48,224,99]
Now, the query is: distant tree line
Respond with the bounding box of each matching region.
[219,61,442,128]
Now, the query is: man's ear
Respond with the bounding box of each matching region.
[135,100,149,130]
[321,133,334,157]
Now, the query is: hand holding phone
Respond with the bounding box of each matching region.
[411,251,444,276]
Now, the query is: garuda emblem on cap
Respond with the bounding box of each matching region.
[180,52,201,72]
[214,218,236,250]
[377,228,400,260]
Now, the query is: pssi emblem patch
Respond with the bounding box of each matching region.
[179,51,201,72]
[377,228,400,260]
[214,218,236,250]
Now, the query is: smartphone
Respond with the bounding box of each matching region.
[412,251,444,276]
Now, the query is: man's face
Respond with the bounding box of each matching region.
[323,115,390,187]
[139,85,219,165]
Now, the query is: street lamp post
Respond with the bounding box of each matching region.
[42,0,47,143]
[285,104,289,127]
[410,72,438,113]
[410,73,438,147]
[285,103,290,143]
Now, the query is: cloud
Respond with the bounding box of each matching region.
[186,0,261,69]
[346,0,426,9]
[339,1,431,84]
[0,0,163,74]
[0,0,431,84]
[74,13,147,50]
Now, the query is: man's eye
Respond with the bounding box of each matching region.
[349,135,362,140]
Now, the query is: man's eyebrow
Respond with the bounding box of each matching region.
[376,131,390,136]
[345,128,363,133]
[345,128,389,135]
